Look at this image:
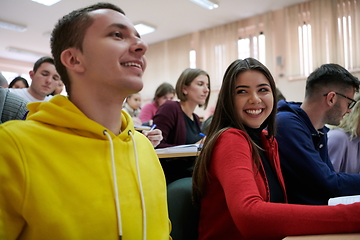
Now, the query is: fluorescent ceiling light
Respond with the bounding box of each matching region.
[0,20,27,32]
[7,47,47,59]
[31,0,61,6]
[189,0,218,10]
[134,23,156,36]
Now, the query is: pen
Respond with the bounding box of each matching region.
[199,133,206,137]
[149,124,157,132]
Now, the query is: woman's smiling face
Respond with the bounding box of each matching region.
[234,70,273,129]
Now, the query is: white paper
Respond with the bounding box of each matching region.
[155,144,202,154]
[328,195,360,206]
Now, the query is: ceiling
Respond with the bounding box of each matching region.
[0,0,308,65]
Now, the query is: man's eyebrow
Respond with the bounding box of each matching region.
[110,23,127,30]
[40,70,59,79]
[109,23,141,38]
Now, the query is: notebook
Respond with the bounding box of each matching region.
[155,144,202,154]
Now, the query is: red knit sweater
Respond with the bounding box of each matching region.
[199,128,360,240]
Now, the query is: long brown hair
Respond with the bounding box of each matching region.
[192,58,277,205]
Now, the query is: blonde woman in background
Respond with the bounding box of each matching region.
[328,92,360,174]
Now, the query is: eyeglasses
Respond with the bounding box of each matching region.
[323,92,357,109]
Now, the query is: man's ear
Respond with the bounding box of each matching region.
[60,48,85,73]
[29,70,34,80]
[325,92,336,106]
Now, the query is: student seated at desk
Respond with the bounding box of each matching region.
[0,3,170,239]
[9,76,29,89]
[153,68,210,184]
[276,63,360,205]
[193,58,360,240]
[153,68,210,148]
[139,82,175,124]
[122,93,142,126]
[0,86,28,123]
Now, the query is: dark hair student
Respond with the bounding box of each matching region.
[192,58,360,240]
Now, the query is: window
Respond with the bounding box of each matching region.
[189,50,196,68]
[238,33,266,65]
[335,0,360,70]
[298,23,312,76]
[338,15,353,69]
[238,38,250,60]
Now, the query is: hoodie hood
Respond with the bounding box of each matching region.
[26,95,134,140]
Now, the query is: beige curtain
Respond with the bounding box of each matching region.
[143,0,360,105]
[144,6,292,93]
[310,0,338,67]
[335,0,360,70]
[285,2,309,77]
[263,12,275,73]
[142,34,192,101]
[285,0,360,77]
[193,21,239,89]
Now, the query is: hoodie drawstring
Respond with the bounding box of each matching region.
[103,130,123,240]
[103,129,147,240]
[129,130,147,240]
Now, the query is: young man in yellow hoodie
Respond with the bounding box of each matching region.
[0,3,170,240]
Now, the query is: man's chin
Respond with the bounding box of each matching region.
[43,91,53,97]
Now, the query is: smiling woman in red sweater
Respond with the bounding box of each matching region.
[192,58,360,240]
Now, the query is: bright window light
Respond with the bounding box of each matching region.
[189,0,218,10]
[238,38,250,59]
[31,0,61,6]
[189,50,196,68]
[134,23,156,36]
[298,23,312,76]
[258,34,266,64]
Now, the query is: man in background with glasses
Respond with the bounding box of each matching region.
[276,63,360,205]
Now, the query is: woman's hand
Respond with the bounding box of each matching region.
[143,129,163,148]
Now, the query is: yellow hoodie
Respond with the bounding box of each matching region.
[0,95,170,240]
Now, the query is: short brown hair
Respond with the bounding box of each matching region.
[51,2,125,95]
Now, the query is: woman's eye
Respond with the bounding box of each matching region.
[259,88,270,92]
[236,89,245,94]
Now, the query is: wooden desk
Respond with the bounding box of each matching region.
[157,151,199,159]
[283,233,360,239]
